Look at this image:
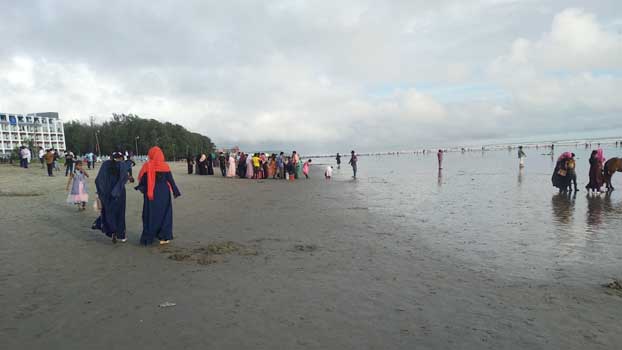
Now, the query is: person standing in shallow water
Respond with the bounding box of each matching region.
[348,150,358,178]
[518,146,526,168]
[135,147,181,245]
[567,153,578,192]
[92,152,130,243]
[303,159,312,179]
[437,149,443,170]
[336,153,341,169]
[586,149,605,194]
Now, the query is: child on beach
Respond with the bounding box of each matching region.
[325,165,333,179]
[303,159,312,179]
[66,160,89,210]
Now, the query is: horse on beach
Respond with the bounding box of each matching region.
[603,157,622,191]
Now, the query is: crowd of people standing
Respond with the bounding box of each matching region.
[551,148,610,194]
[187,150,359,180]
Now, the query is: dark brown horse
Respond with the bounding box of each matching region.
[603,157,622,191]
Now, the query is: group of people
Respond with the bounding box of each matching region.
[76,146,182,245]
[551,149,608,193]
[189,151,314,180]
[188,150,359,180]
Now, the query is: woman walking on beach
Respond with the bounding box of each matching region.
[135,146,181,245]
[227,153,237,177]
[66,160,89,211]
[586,149,605,193]
[92,152,131,243]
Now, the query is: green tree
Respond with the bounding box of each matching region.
[63,114,214,160]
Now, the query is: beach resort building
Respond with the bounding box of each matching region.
[0,112,66,157]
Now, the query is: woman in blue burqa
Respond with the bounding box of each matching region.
[92,151,131,243]
[135,146,181,245]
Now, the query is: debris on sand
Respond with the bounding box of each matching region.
[0,191,44,197]
[158,302,176,308]
[206,241,241,254]
[604,279,622,290]
[168,253,191,261]
[164,241,258,266]
[293,244,317,252]
[197,255,224,265]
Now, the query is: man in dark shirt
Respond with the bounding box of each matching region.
[348,150,357,179]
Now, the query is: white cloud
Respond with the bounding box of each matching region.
[1,2,622,152]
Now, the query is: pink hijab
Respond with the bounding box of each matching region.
[557,152,572,162]
[596,148,605,163]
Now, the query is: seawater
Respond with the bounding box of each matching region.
[316,146,622,285]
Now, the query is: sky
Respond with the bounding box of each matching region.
[1,0,621,153]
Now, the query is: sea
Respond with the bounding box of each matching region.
[313,143,622,286]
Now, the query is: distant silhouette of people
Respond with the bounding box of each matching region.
[437,149,443,169]
[348,151,358,178]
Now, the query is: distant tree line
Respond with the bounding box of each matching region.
[64,114,214,160]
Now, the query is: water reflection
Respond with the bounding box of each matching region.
[518,167,524,186]
[551,192,576,225]
[586,194,607,229]
[437,169,443,188]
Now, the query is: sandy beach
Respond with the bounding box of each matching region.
[1,157,622,349]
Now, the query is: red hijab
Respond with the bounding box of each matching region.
[138,146,171,200]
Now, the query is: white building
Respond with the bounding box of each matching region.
[0,112,66,157]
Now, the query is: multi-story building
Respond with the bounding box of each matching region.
[0,112,66,157]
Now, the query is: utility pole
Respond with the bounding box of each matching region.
[95,130,101,157]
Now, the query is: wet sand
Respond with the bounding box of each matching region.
[1,157,622,349]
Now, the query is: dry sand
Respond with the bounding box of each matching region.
[1,162,621,349]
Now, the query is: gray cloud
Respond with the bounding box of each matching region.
[1,0,621,153]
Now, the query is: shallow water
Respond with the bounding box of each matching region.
[319,146,622,285]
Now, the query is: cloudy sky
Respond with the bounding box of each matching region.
[1,0,621,153]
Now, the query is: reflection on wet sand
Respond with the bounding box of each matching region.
[518,167,524,186]
[551,192,576,226]
[437,169,443,188]
[586,193,607,230]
